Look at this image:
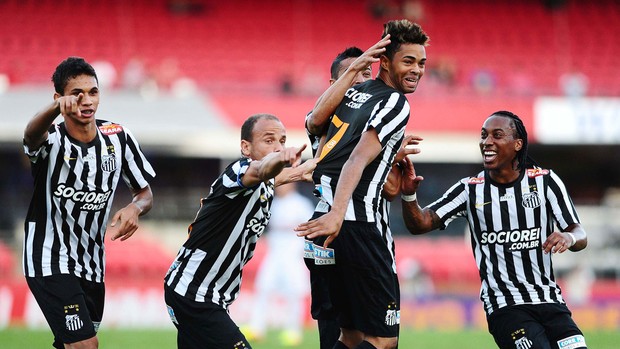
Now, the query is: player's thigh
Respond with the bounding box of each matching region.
[26,275,99,346]
[332,222,400,338]
[541,304,587,349]
[487,305,552,349]
[164,286,252,349]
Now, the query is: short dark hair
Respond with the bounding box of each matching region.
[240,113,280,141]
[330,47,364,80]
[382,19,429,60]
[490,110,537,170]
[52,57,98,95]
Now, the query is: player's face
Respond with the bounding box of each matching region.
[56,74,100,125]
[244,118,287,160]
[479,115,523,172]
[330,57,372,86]
[381,43,426,94]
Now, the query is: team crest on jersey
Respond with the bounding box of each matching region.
[521,191,541,209]
[468,177,485,184]
[526,168,549,178]
[98,124,123,135]
[512,328,533,349]
[101,154,117,172]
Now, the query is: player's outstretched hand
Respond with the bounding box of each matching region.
[394,134,423,164]
[281,144,307,167]
[58,93,83,118]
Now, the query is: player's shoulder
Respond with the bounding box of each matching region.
[96,119,126,136]
[463,170,486,185]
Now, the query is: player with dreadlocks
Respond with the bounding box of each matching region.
[399,110,588,349]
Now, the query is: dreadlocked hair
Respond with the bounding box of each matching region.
[490,110,538,171]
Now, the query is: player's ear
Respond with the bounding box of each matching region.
[380,55,390,71]
[241,140,251,157]
[514,139,523,152]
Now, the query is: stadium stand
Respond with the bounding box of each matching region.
[0,0,618,96]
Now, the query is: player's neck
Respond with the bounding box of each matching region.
[65,119,97,143]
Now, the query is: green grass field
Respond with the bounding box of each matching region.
[0,328,618,348]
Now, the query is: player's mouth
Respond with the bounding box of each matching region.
[404,77,418,88]
[483,150,497,163]
[81,109,95,117]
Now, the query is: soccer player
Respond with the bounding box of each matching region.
[399,110,588,349]
[304,41,421,349]
[296,20,429,349]
[23,56,156,349]
[164,113,315,349]
[305,44,376,349]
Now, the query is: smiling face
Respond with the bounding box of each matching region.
[379,43,426,94]
[54,74,99,126]
[241,117,287,161]
[480,114,523,181]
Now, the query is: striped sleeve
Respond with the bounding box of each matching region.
[120,127,156,190]
[428,179,469,228]
[545,170,580,230]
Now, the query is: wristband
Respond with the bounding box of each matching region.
[567,232,576,247]
[401,193,417,202]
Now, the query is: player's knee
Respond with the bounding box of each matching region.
[65,335,98,349]
[363,336,398,349]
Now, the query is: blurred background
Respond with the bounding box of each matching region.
[0,0,619,338]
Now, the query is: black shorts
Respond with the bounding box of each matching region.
[164,285,252,349]
[312,220,400,338]
[26,274,104,349]
[487,303,587,349]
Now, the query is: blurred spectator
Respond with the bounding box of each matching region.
[564,262,594,306]
[559,69,589,98]
[91,60,118,90]
[470,68,497,95]
[167,0,206,15]
[428,56,457,87]
[171,77,198,99]
[245,183,314,346]
[367,0,399,19]
[399,258,434,302]
[280,73,294,95]
[401,0,425,22]
[121,57,147,92]
[507,67,534,96]
[156,57,181,93]
[0,73,9,94]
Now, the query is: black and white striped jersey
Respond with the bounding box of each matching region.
[164,158,274,308]
[305,108,397,272]
[23,120,155,283]
[428,168,580,314]
[312,78,410,223]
